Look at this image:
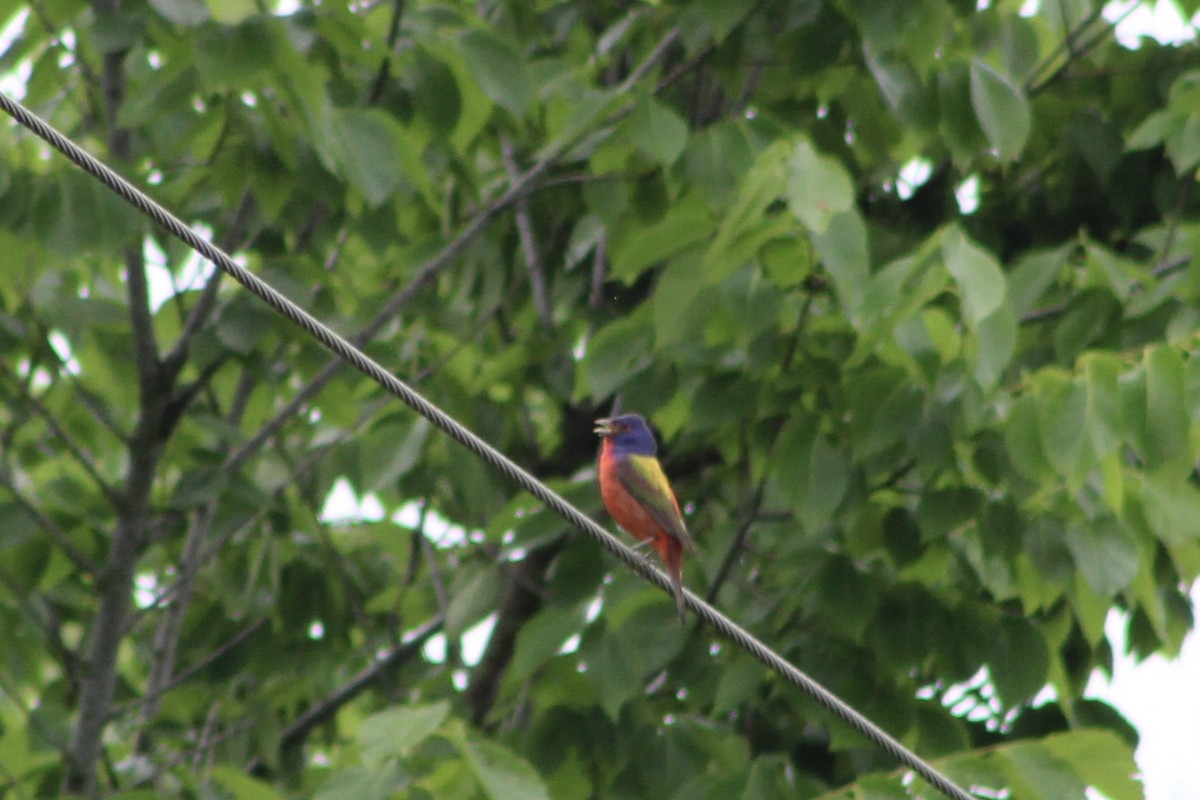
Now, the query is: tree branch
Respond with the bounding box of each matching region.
[1025,4,1132,96]
[275,616,443,758]
[0,364,123,508]
[65,430,162,794]
[465,537,565,726]
[162,190,256,371]
[0,466,96,574]
[704,480,768,605]
[120,618,267,719]
[65,7,167,781]
[367,0,408,104]
[37,333,128,442]
[501,135,552,328]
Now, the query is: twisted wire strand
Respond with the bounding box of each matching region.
[0,91,977,800]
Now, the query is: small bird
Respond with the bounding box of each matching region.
[594,414,696,622]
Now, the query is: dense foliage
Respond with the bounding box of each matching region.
[1,0,1197,797]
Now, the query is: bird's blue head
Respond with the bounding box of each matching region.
[594,414,658,456]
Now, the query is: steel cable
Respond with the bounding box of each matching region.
[1,90,977,800]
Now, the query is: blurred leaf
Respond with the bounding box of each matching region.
[1039,729,1141,800]
[969,59,1030,160]
[1126,110,1171,151]
[812,210,869,323]
[1034,372,1092,487]
[359,702,450,767]
[314,764,405,800]
[786,138,854,234]
[445,566,503,638]
[627,96,688,166]
[1002,739,1088,800]
[458,29,532,116]
[508,604,585,683]
[579,310,653,400]
[209,767,285,800]
[206,0,256,25]
[150,0,208,26]
[941,226,1006,325]
[364,417,431,492]
[332,109,406,207]
[774,416,849,532]
[974,301,1015,390]
[1064,518,1139,598]
[713,657,766,716]
[458,737,552,800]
[610,195,713,282]
[1144,345,1191,472]
[990,617,1048,706]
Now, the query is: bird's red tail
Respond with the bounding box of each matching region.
[657,538,686,624]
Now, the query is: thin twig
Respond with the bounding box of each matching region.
[274,616,443,757]
[0,467,97,573]
[120,619,267,717]
[0,364,123,508]
[704,480,768,605]
[162,190,256,369]
[501,135,552,327]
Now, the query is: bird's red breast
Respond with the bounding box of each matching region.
[598,439,668,548]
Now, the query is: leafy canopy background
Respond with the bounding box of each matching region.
[0,0,1198,797]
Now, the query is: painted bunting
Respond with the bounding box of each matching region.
[594,414,696,622]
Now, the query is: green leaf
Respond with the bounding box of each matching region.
[445,566,503,637]
[1002,739,1088,800]
[363,417,430,492]
[150,0,208,25]
[314,764,405,800]
[1166,112,1200,174]
[1064,517,1139,598]
[1082,352,1124,457]
[969,59,1030,160]
[508,605,584,683]
[653,252,709,345]
[941,226,1007,325]
[786,139,855,234]
[938,63,989,163]
[578,310,653,400]
[1039,729,1141,800]
[974,301,1015,390]
[358,702,450,767]
[1007,245,1068,317]
[989,617,1049,707]
[712,657,766,715]
[458,737,551,800]
[1144,345,1192,472]
[812,210,869,324]
[810,555,876,639]
[1034,372,1092,487]
[1134,472,1200,546]
[1071,576,1109,645]
[692,0,754,43]
[774,416,849,532]
[684,121,755,209]
[609,195,713,282]
[627,96,688,166]
[209,767,285,800]
[583,622,644,719]
[332,109,406,207]
[1125,109,1171,151]
[458,29,532,116]
[206,0,256,24]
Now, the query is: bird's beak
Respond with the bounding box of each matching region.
[594,418,614,437]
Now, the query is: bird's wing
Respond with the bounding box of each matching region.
[615,454,696,552]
